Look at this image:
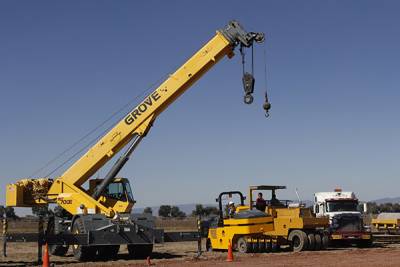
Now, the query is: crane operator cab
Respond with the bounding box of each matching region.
[89,178,135,215]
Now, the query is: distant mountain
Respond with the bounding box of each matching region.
[370,197,400,204]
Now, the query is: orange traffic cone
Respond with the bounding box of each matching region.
[42,243,50,267]
[146,256,152,266]
[226,240,234,262]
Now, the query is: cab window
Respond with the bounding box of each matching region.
[105,182,126,201]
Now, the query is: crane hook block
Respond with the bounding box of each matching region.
[242,72,255,104]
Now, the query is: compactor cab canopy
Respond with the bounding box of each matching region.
[216,191,246,220]
[249,185,292,211]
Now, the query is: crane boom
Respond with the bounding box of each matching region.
[8,21,266,218]
[4,21,269,261]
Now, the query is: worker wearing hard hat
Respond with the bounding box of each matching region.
[227,201,236,218]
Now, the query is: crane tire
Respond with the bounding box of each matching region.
[71,217,96,261]
[47,217,69,256]
[97,245,120,260]
[128,244,153,259]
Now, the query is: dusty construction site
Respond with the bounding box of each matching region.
[0,236,400,267]
[2,1,400,266]
[1,218,400,267]
[2,241,400,267]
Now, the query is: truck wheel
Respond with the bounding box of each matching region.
[314,234,322,250]
[71,217,96,261]
[128,244,153,259]
[289,230,309,252]
[47,217,69,256]
[321,234,329,249]
[237,237,251,253]
[97,245,120,260]
[307,233,315,250]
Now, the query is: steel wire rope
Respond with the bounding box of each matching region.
[29,74,168,178]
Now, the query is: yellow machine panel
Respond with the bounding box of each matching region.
[6,178,51,207]
[205,191,275,253]
[248,185,329,251]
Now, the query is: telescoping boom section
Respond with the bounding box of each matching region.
[6,21,267,219]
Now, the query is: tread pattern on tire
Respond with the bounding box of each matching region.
[307,233,316,250]
[289,230,309,252]
[72,217,96,261]
[47,217,69,256]
[314,233,322,250]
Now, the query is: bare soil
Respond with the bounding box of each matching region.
[1,241,400,267]
[2,218,400,266]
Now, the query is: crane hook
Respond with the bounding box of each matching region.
[263,90,271,118]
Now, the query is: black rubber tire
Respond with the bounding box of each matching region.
[321,234,329,249]
[97,245,120,260]
[271,242,280,252]
[71,217,97,261]
[236,237,251,253]
[47,217,69,256]
[289,230,309,252]
[307,233,315,250]
[128,244,153,259]
[314,234,322,250]
[265,240,272,252]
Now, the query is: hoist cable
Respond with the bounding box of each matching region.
[251,44,254,76]
[29,74,168,178]
[263,42,269,101]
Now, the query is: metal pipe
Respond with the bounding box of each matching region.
[92,134,143,200]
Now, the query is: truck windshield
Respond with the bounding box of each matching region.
[326,201,358,212]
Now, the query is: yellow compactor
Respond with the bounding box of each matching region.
[249,185,330,252]
[205,191,275,253]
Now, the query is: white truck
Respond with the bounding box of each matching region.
[313,189,372,247]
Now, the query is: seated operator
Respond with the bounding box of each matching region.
[227,201,236,218]
[255,192,267,211]
[270,191,284,206]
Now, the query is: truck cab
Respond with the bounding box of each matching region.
[313,189,371,246]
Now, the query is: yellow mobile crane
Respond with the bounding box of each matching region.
[5,21,269,261]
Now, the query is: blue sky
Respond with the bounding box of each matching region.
[1,1,399,211]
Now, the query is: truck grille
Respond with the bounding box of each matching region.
[333,215,361,232]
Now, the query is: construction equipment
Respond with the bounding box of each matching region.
[371,213,400,244]
[4,20,269,262]
[248,185,329,252]
[371,213,400,234]
[313,189,372,247]
[204,191,275,253]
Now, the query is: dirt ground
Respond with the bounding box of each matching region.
[1,241,400,267]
